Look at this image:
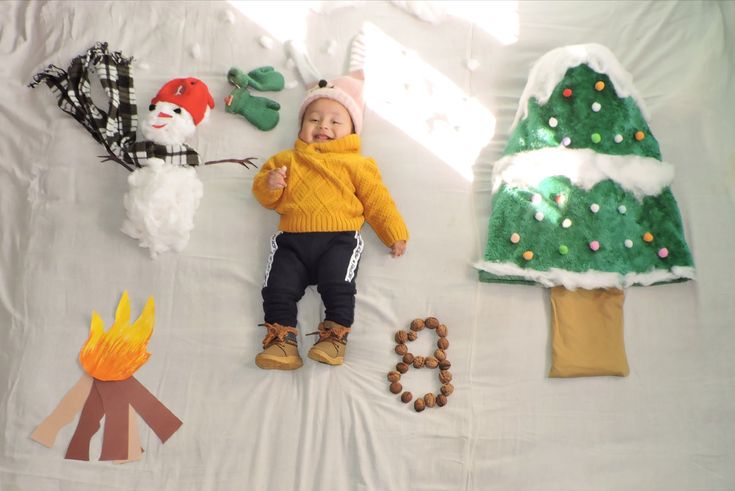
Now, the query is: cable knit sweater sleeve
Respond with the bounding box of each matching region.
[353,157,409,247]
[252,151,289,209]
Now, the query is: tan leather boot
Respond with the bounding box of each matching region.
[255,323,303,370]
[306,320,351,365]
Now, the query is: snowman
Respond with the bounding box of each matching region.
[121,78,214,258]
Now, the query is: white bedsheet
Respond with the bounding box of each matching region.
[1,1,734,490]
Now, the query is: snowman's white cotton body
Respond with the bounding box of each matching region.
[121,158,203,258]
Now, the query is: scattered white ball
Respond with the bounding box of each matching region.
[466,58,480,71]
[324,39,338,56]
[590,203,600,213]
[591,102,601,112]
[548,117,558,128]
[561,136,571,147]
[531,193,542,204]
[624,239,633,248]
[534,211,544,221]
[561,218,572,228]
[618,205,627,214]
[222,9,235,23]
[189,43,202,59]
[614,134,623,143]
[259,35,274,49]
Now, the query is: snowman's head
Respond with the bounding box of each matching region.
[141,78,214,145]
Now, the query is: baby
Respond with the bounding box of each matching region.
[252,71,409,370]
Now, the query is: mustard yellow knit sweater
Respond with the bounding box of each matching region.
[252,134,409,247]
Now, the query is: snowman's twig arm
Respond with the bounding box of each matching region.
[203,157,258,169]
[98,149,136,172]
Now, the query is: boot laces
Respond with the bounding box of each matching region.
[260,323,297,349]
[306,323,351,351]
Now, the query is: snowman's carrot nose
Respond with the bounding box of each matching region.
[157,112,173,118]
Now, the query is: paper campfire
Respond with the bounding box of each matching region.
[31,292,182,462]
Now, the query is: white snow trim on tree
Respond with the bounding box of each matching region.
[491,147,674,200]
[511,43,650,130]
[473,260,696,289]
[121,158,203,258]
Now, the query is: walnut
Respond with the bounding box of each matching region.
[407,330,417,341]
[401,391,413,403]
[437,337,449,350]
[402,353,415,364]
[424,393,436,408]
[439,359,451,370]
[395,330,408,344]
[434,349,447,361]
[414,398,426,412]
[410,318,425,331]
[425,356,439,369]
[425,317,440,329]
[396,362,409,374]
[412,356,425,369]
[436,324,448,337]
[395,344,408,355]
[387,371,401,383]
[439,370,452,384]
[440,383,454,396]
[389,381,403,394]
[436,394,448,407]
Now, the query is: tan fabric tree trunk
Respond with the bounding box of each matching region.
[549,286,629,377]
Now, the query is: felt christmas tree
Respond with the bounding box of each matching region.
[475,44,695,377]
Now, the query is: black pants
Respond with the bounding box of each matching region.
[262,231,364,328]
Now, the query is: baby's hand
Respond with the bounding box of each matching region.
[390,240,407,258]
[267,166,287,189]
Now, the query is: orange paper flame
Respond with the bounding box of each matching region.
[79,291,155,381]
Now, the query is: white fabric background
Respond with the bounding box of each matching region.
[1,1,733,490]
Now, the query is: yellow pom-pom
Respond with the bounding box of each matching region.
[635,130,646,141]
[594,81,605,91]
[522,250,534,261]
[643,232,654,243]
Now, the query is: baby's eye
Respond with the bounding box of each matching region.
[333,121,341,125]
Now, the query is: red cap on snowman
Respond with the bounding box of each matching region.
[151,78,215,125]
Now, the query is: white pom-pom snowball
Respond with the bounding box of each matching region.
[259,35,274,49]
[222,9,236,23]
[324,39,338,56]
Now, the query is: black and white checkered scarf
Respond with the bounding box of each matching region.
[29,42,201,171]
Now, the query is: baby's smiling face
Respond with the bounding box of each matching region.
[299,98,354,143]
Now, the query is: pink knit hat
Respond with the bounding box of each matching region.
[298,70,365,134]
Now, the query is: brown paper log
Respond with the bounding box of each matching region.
[64,382,104,461]
[31,374,93,448]
[114,405,144,464]
[122,377,182,443]
[95,379,131,461]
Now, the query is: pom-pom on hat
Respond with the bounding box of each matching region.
[151,78,215,125]
[298,70,365,134]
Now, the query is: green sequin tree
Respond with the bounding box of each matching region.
[476,62,694,288]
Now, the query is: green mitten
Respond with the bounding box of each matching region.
[227,66,284,92]
[224,86,281,131]
[246,66,285,92]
